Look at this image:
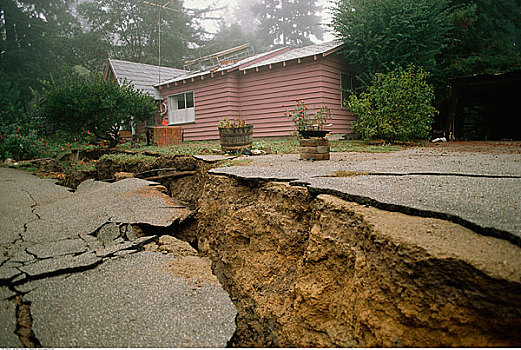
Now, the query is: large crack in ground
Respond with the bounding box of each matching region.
[3,150,520,347]
[314,171,521,179]
[195,174,521,347]
[1,167,236,347]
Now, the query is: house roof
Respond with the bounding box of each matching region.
[106,58,186,99]
[243,40,344,70]
[158,40,344,86]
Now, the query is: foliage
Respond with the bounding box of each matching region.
[199,22,269,57]
[0,76,47,160]
[218,118,248,128]
[284,100,332,131]
[347,65,437,143]
[37,74,157,148]
[0,127,46,161]
[331,0,451,84]
[77,0,203,69]
[252,0,324,47]
[439,0,521,79]
[0,0,81,106]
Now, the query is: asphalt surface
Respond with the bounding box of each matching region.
[210,146,521,245]
[26,252,236,348]
[0,168,236,347]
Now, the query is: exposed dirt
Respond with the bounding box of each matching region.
[96,155,201,181]
[145,235,219,288]
[12,296,41,348]
[20,143,521,347]
[195,175,521,347]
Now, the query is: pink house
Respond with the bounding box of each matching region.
[158,41,357,141]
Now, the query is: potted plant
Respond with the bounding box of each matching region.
[285,99,332,139]
[218,117,254,152]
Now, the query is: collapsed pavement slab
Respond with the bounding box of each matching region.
[0,168,236,347]
[210,149,521,245]
[26,252,237,348]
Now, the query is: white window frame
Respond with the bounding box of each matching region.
[168,91,195,125]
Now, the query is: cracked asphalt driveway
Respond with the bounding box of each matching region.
[211,144,521,246]
[0,168,236,347]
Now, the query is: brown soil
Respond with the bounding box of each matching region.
[145,235,219,288]
[195,175,521,347]
[96,155,201,181]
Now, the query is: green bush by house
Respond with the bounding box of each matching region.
[347,65,437,143]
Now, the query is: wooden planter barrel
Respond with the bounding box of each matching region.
[300,138,330,161]
[218,125,254,152]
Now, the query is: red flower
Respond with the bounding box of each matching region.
[17,126,22,131]
[67,142,70,146]
[289,112,292,116]
[87,131,91,135]
[74,138,77,141]
[61,146,65,151]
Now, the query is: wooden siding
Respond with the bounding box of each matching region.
[160,53,355,141]
[160,73,240,140]
[238,54,354,138]
[318,55,357,135]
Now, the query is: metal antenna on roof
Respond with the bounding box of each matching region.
[140,1,178,102]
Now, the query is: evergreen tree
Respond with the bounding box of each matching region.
[77,0,203,69]
[331,0,451,83]
[440,0,521,78]
[0,0,79,106]
[252,0,324,47]
[200,21,270,56]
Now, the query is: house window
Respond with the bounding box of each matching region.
[341,73,359,108]
[168,91,195,124]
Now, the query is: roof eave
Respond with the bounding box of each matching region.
[322,42,346,57]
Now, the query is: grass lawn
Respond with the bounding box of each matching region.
[117,137,406,156]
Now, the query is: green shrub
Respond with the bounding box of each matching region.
[348,65,437,143]
[0,125,46,161]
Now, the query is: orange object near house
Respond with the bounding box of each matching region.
[161,118,168,126]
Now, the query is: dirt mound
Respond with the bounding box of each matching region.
[196,175,521,347]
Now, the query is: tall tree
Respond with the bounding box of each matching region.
[232,0,260,35]
[252,0,324,47]
[199,21,270,56]
[439,0,521,79]
[77,0,203,69]
[331,0,451,83]
[0,0,79,106]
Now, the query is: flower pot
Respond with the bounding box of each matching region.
[218,124,254,152]
[297,128,330,139]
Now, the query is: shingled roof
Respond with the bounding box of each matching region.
[158,40,345,86]
[243,40,344,70]
[106,58,186,99]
